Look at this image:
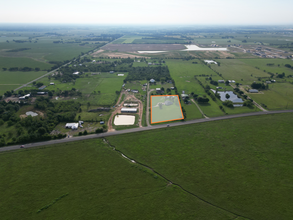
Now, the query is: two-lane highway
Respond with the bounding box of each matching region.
[1,109,292,152]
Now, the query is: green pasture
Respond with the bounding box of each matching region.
[0,70,47,85]
[211,59,271,84]
[0,37,95,62]
[0,85,19,96]
[0,139,237,219]
[240,59,293,76]
[108,113,293,220]
[23,73,126,106]
[167,60,213,95]
[249,82,293,110]
[0,57,52,70]
[75,105,111,122]
[193,38,242,45]
[197,101,224,117]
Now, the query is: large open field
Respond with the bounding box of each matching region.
[0,38,94,62]
[108,113,293,220]
[25,73,127,106]
[0,139,237,220]
[211,59,271,84]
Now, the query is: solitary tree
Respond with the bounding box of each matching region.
[225,93,230,99]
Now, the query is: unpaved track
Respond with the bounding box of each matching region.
[191,99,209,119]
[146,84,154,126]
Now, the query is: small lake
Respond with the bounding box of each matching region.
[211,90,244,103]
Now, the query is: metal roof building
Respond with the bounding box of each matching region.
[249,89,259,93]
[121,108,137,113]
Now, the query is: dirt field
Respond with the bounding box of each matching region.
[102,44,186,52]
[93,52,148,59]
[91,49,104,56]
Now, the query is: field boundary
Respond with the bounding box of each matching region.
[103,138,251,220]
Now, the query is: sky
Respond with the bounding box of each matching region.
[1,0,293,25]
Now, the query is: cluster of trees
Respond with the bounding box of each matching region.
[125,66,171,82]
[210,80,218,86]
[6,48,31,52]
[2,67,41,71]
[0,97,83,146]
[251,82,268,90]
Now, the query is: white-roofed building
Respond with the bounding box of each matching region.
[73,72,79,75]
[65,123,79,129]
[121,108,137,113]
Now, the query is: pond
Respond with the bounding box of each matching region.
[211,90,244,103]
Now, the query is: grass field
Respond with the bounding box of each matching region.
[0,139,238,219]
[108,113,293,220]
[0,37,95,62]
[167,60,225,119]
[240,58,293,76]
[0,57,52,70]
[211,59,271,85]
[0,71,47,85]
[249,83,293,110]
[23,73,126,106]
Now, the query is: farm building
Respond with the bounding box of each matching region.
[109,71,115,73]
[156,88,162,93]
[228,80,235,83]
[19,94,30,100]
[249,89,259,93]
[37,92,46,95]
[50,82,55,85]
[204,60,217,64]
[150,79,155,83]
[218,80,225,83]
[26,111,38,117]
[121,108,137,113]
[65,123,79,129]
[124,103,138,107]
[181,94,189,99]
[266,81,271,84]
[100,121,105,124]
[39,85,47,90]
[73,72,79,75]
[131,89,139,93]
[118,74,124,76]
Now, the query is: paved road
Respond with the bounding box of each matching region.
[1,109,293,153]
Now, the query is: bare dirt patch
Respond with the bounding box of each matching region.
[91,49,104,56]
[97,52,147,59]
[102,44,186,52]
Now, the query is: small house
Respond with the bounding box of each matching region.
[249,89,259,93]
[131,89,139,93]
[109,71,114,74]
[156,88,162,93]
[100,121,105,125]
[73,71,79,75]
[218,80,225,83]
[266,81,271,84]
[150,79,155,83]
[118,74,124,76]
[65,123,79,130]
[50,82,55,85]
